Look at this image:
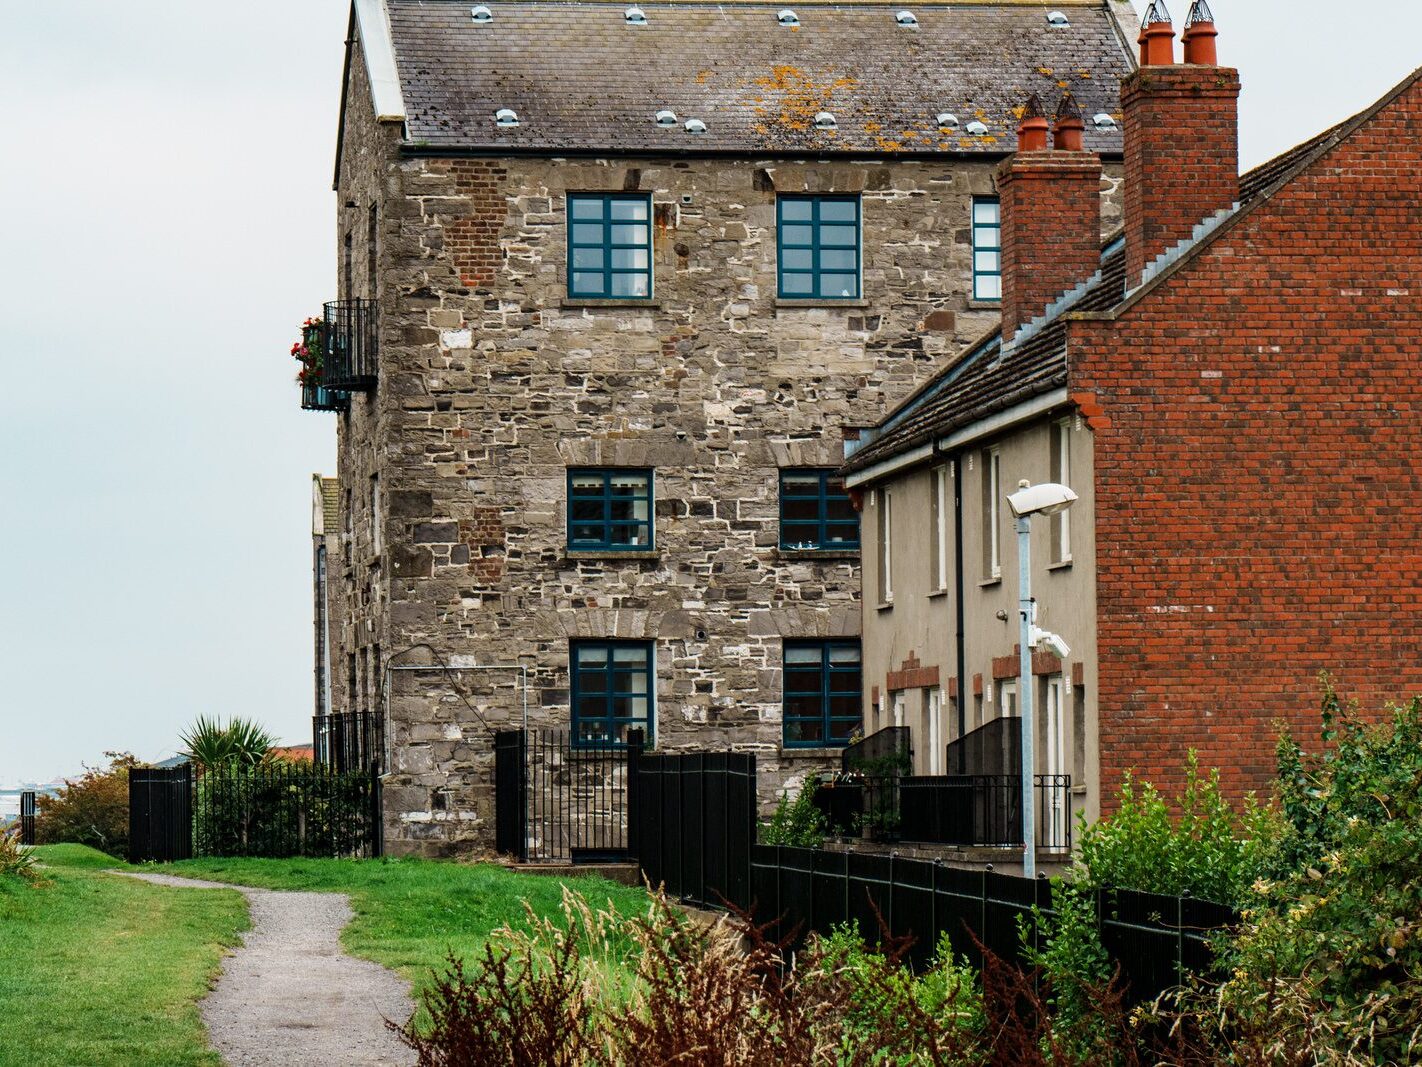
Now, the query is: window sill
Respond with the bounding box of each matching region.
[978,577,1002,588]
[775,548,861,562]
[966,299,1002,312]
[566,550,660,561]
[775,298,871,309]
[779,746,847,760]
[1072,784,1088,797]
[876,600,895,612]
[1048,558,1074,572]
[560,298,662,310]
[927,588,950,599]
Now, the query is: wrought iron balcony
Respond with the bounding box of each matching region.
[294,318,347,413]
[300,379,347,412]
[323,298,378,392]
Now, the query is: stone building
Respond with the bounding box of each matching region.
[306,0,1140,855]
[842,7,1422,851]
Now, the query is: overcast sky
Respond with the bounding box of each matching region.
[1,1,1417,785]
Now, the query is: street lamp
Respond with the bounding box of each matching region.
[1006,480,1077,879]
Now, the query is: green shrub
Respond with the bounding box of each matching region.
[35,752,134,859]
[0,824,39,885]
[761,772,827,848]
[1076,749,1276,905]
[1019,879,1113,1062]
[180,715,276,770]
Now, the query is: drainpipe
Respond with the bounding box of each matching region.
[952,452,967,772]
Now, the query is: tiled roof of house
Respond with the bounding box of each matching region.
[842,76,1417,479]
[384,1,1134,155]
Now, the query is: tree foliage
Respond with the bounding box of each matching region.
[179,715,276,771]
[761,772,828,848]
[35,752,136,858]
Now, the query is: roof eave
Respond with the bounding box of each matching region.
[355,0,407,123]
[397,143,1125,163]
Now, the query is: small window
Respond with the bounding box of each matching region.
[779,469,859,550]
[930,465,949,591]
[777,195,861,300]
[999,678,1018,720]
[876,487,893,603]
[369,473,381,555]
[783,641,862,747]
[568,469,653,551]
[972,197,1002,302]
[982,447,1001,580]
[1051,419,1072,564]
[567,193,653,300]
[924,687,943,774]
[571,641,653,747]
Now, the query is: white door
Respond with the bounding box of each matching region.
[925,688,943,775]
[1044,676,1067,847]
[891,691,906,729]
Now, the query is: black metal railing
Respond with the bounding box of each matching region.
[19,791,36,846]
[298,319,348,412]
[192,762,381,860]
[495,728,643,864]
[322,298,378,391]
[839,726,912,840]
[313,712,383,775]
[946,716,1021,777]
[842,725,912,776]
[897,773,1072,851]
[300,378,347,412]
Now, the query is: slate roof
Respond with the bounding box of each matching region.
[841,83,1412,479]
[384,1,1134,155]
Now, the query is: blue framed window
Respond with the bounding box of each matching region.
[972,198,1001,301]
[568,469,653,551]
[777,195,861,299]
[571,641,653,747]
[779,469,860,550]
[567,193,653,299]
[784,641,862,747]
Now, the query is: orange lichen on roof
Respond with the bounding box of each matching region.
[696,69,714,84]
[874,136,904,152]
[747,66,858,134]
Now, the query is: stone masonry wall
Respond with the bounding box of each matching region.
[335,48,1125,855]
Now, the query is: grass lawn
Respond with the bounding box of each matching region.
[0,845,248,1067]
[168,854,650,1005]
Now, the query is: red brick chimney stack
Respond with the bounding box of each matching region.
[997,93,1103,342]
[1121,1,1240,286]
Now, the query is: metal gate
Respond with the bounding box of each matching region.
[129,766,194,863]
[19,791,36,846]
[494,728,642,864]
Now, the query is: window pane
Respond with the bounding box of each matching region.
[974,251,1000,274]
[781,472,821,494]
[611,247,649,270]
[577,645,608,667]
[571,198,604,220]
[780,224,814,245]
[571,247,605,270]
[782,498,819,522]
[780,273,813,295]
[785,720,824,744]
[821,274,858,298]
[829,646,861,666]
[781,248,813,271]
[571,500,603,521]
[609,472,649,494]
[819,200,857,223]
[613,645,648,666]
[973,225,1000,248]
[609,199,649,221]
[571,474,604,494]
[571,272,606,295]
[610,273,650,297]
[611,224,647,245]
[609,523,647,546]
[821,249,856,271]
[976,274,1002,300]
[973,200,1000,224]
[780,199,813,221]
[818,225,857,247]
[825,522,860,544]
[571,223,603,245]
[828,717,859,741]
[579,720,612,744]
[612,696,648,720]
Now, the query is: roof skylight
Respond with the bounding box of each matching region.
[624,5,647,26]
[654,109,678,127]
[471,5,493,23]
[1092,113,1117,128]
[895,10,918,27]
[684,118,707,135]
[494,108,519,127]
[778,9,799,26]
[1046,10,1069,26]
[935,112,960,128]
[814,112,837,130]
[966,120,989,136]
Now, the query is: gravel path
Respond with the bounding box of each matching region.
[120,871,416,1067]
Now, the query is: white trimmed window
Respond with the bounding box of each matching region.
[983,447,1001,580]
[876,488,894,603]
[1051,419,1072,564]
[930,465,949,591]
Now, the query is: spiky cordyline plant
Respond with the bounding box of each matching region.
[179,715,276,771]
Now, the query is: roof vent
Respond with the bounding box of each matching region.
[935,112,960,129]
[966,120,989,136]
[494,108,519,128]
[471,5,493,23]
[814,111,837,130]
[654,109,678,127]
[624,5,647,26]
[1046,10,1069,26]
[684,118,707,135]
[895,10,918,27]
[778,8,799,26]
[1092,113,1117,128]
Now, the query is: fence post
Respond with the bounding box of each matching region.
[19,791,36,847]
[626,729,644,860]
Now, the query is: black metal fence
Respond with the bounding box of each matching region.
[314,712,383,774]
[748,845,1236,1001]
[130,766,194,863]
[898,774,1073,851]
[494,728,642,864]
[19,791,36,846]
[323,298,378,391]
[633,752,757,910]
[128,762,381,863]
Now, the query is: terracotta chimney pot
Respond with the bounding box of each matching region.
[1054,93,1085,152]
[1138,1,1177,67]
[1017,94,1049,152]
[1183,1,1218,66]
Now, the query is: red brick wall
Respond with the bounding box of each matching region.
[444,160,509,288]
[1070,74,1422,804]
[1122,66,1241,286]
[998,150,1103,339]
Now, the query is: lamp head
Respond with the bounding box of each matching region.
[1007,481,1078,518]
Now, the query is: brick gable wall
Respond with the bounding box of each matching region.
[1069,76,1422,803]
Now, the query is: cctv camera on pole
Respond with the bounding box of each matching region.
[1006,480,1077,879]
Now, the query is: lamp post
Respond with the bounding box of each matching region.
[1006,480,1077,879]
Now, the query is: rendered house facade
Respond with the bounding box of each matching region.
[843,8,1422,836]
[309,0,1141,855]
